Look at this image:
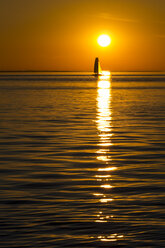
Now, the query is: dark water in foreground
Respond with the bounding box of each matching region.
[0,72,165,247]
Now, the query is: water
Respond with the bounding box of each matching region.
[0,72,164,247]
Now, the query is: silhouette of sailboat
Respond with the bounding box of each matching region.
[94,57,102,76]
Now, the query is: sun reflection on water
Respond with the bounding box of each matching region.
[96,71,112,164]
[97,234,124,242]
[93,71,124,242]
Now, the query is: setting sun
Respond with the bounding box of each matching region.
[97,34,111,47]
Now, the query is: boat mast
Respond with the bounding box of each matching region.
[94,57,102,76]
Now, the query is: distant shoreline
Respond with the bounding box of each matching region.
[0,70,165,73]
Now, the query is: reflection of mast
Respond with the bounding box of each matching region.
[94,57,102,76]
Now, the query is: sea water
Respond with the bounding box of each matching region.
[0,72,164,247]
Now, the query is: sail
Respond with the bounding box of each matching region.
[94,57,102,75]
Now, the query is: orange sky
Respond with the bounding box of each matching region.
[0,0,165,71]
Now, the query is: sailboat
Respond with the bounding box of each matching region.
[94,57,102,76]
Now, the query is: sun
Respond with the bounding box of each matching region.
[97,34,111,47]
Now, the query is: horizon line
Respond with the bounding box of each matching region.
[0,70,165,73]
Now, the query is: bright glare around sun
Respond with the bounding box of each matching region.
[97,34,111,47]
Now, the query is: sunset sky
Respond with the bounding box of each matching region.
[0,0,165,71]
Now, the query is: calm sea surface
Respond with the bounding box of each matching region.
[0,72,164,247]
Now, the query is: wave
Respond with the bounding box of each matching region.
[0,72,165,82]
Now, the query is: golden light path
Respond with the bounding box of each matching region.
[93,71,124,243]
[96,71,113,165]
